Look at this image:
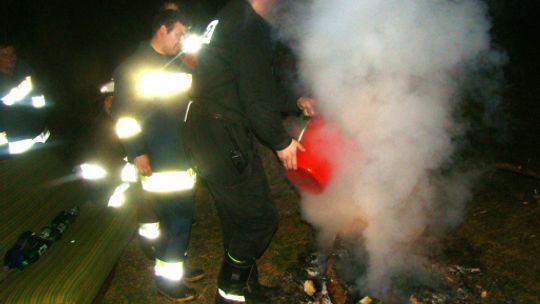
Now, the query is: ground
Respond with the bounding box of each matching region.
[442,170,540,303]
[99,142,540,303]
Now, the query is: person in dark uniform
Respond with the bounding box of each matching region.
[76,80,130,206]
[111,10,202,302]
[183,0,315,303]
[0,32,49,156]
[90,81,125,173]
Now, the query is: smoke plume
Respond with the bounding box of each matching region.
[272,0,506,300]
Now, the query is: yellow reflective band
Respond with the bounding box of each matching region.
[116,117,142,139]
[31,95,46,108]
[137,72,192,98]
[33,129,50,143]
[8,139,33,154]
[121,162,138,183]
[155,259,183,281]
[138,222,161,240]
[7,129,50,155]
[108,183,130,208]
[183,101,193,122]
[1,76,33,106]
[227,252,244,264]
[141,169,196,193]
[0,132,7,146]
[218,289,245,302]
[182,34,203,54]
[80,163,108,180]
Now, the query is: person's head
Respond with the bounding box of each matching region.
[99,80,114,115]
[150,9,189,56]
[0,32,17,76]
[103,95,113,115]
[248,0,276,18]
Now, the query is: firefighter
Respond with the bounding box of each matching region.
[77,80,130,207]
[111,10,202,302]
[183,0,315,303]
[0,33,49,156]
[91,81,125,172]
[158,0,198,70]
[78,81,156,251]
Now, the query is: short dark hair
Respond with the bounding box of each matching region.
[159,1,182,11]
[151,9,189,34]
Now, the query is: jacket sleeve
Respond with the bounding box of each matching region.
[235,17,292,151]
[272,43,303,114]
[276,80,302,113]
[111,65,147,161]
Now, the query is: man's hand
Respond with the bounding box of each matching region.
[297,96,316,117]
[134,154,152,176]
[277,139,305,171]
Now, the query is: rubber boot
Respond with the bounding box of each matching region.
[215,255,270,304]
[156,276,197,302]
[184,264,205,282]
[247,264,281,298]
[139,236,158,260]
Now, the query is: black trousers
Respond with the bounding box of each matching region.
[151,191,195,262]
[184,110,278,261]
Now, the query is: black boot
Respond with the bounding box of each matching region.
[247,264,281,298]
[215,254,271,304]
[156,276,197,302]
[139,235,158,260]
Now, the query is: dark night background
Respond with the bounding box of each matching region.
[2,0,539,166]
[1,1,539,302]
[1,0,230,163]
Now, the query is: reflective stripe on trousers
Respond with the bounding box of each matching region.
[138,222,161,240]
[141,169,196,193]
[155,259,183,281]
[7,129,50,154]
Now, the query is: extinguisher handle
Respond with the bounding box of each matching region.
[299,112,305,129]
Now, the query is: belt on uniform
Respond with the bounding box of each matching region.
[185,101,247,126]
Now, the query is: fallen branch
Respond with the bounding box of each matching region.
[496,163,540,179]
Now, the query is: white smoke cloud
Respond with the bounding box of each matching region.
[272,0,504,300]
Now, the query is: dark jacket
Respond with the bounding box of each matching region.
[0,61,47,142]
[191,0,299,151]
[112,42,192,171]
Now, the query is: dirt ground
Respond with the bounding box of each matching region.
[442,169,540,303]
[99,138,540,304]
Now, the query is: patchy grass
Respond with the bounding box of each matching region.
[101,146,540,303]
[443,170,540,303]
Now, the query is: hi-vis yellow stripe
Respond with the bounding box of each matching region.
[141,169,196,193]
[155,259,183,281]
[137,72,192,98]
[116,117,141,139]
